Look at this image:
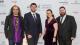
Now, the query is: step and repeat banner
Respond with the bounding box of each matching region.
[0,0,80,45]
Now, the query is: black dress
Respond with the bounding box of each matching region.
[43,18,57,45]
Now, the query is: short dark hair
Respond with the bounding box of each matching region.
[59,6,66,10]
[30,3,37,7]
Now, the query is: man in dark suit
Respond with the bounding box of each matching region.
[24,3,42,45]
[56,6,77,45]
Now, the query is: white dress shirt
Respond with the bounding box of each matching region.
[31,12,37,18]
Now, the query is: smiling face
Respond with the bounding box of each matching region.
[59,7,66,16]
[47,11,53,18]
[30,3,37,12]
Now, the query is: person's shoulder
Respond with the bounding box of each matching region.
[36,13,40,17]
[5,15,11,20]
[36,13,40,15]
[6,15,11,18]
[36,13,40,16]
[57,16,60,18]
[45,18,48,21]
[53,18,57,23]
[66,15,74,19]
[20,16,23,19]
[6,15,9,17]
[56,16,60,19]
[24,12,30,15]
[24,12,31,16]
[45,19,48,21]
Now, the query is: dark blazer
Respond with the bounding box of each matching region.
[56,15,77,40]
[24,12,42,37]
[4,15,24,39]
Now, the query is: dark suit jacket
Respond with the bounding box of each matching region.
[4,15,24,39]
[24,12,42,37]
[56,15,77,40]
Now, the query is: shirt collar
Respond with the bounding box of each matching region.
[31,12,36,15]
[60,14,66,18]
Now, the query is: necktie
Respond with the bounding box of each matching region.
[60,16,63,23]
[33,14,37,22]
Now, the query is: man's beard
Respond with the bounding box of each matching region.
[60,13,66,16]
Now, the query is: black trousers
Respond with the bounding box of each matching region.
[27,35,39,45]
[58,38,72,45]
[44,40,57,45]
[8,39,23,45]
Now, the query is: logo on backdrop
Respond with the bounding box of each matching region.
[71,0,80,4]
[12,0,17,3]
[38,4,52,11]
[0,0,4,3]
[59,0,68,4]
[71,0,80,14]
[26,4,52,11]
[0,0,4,5]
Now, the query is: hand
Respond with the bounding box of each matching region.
[27,35,32,39]
[71,37,75,40]
[39,33,42,37]
[53,38,56,42]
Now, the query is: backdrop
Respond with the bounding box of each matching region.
[0,0,80,45]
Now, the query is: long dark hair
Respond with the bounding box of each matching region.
[46,9,54,19]
[9,5,21,16]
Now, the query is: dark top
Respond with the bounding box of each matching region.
[44,18,57,41]
[12,16,22,42]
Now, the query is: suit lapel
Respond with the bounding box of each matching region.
[61,15,68,28]
[35,13,38,23]
[62,15,67,24]
[9,16,13,27]
[58,15,68,27]
[30,12,38,23]
[29,12,37,23]
[30,12,34,20]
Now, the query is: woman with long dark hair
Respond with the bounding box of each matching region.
[43,9,58,45]
[4,5,24,45]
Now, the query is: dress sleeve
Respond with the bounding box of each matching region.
[53,19,57,23]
